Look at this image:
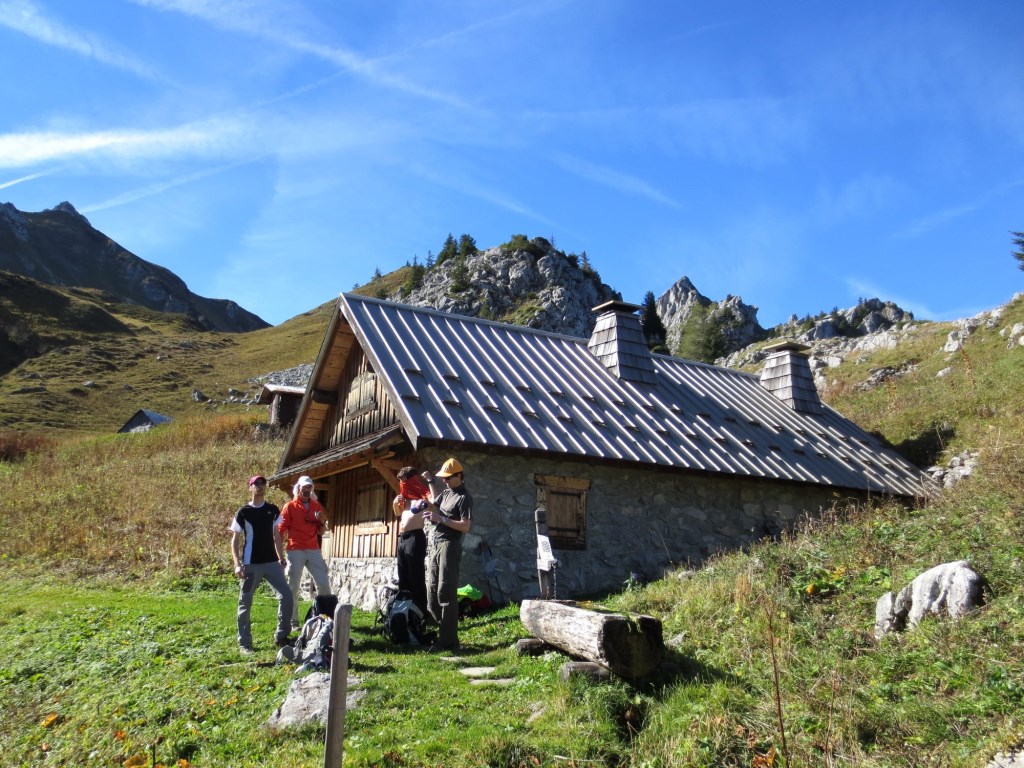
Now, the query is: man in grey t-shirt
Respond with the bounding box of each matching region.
[422,458,473,652]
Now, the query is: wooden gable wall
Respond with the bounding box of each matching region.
[309,345,407,560]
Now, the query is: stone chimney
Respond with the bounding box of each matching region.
[587,300,658,385]
[759,340,823,413]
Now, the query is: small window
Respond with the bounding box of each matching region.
[535,474,590,550]
[345,371,377,417]
[354,480,388,533]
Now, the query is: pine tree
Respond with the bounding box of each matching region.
[1012,230,1024,271]
[640,291,668,352]
[458,234,478,258]
[437,234,457,267]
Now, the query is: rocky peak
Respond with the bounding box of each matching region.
[717,297,919,380]
[47,201,91,227]
[775,298,914,342]
[655,276,767,360]
[0,202,30,242]
[388,237,620,338]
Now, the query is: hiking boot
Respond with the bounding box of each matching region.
[274,634,292,648]
[239,645,255,656]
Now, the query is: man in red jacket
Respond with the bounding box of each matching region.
[279,475,332,630]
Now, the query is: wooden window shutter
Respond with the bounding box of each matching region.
[535,475,590,550]
[354,479,388,534]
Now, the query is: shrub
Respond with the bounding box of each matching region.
[0,431,55,461]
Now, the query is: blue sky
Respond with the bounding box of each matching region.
[2,1,1022,328]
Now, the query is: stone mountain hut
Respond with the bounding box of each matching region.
[271,294,934,609]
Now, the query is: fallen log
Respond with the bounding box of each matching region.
[519,599,663,679]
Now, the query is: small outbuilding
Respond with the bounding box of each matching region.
[118,409,171,434]
[271,294,936,609]
[257,383,306,429]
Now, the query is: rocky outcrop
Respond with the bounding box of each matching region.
[389,239,619,338]
[717,298,919,378]
[655,277,766,358]
[0,201,268,333]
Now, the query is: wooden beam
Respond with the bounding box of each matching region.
[369,454,401,494]
[311,389,338,405]
[520,599,664,679]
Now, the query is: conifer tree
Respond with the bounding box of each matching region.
[437,233,457,267]
[640,291,668,352]
[458,234,478,257]
[1012,230,1024,271]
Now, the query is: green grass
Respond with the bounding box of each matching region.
[0,576,612,768]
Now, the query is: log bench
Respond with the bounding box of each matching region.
[519,599,664,679]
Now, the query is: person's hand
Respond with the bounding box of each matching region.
[234,565,245,578]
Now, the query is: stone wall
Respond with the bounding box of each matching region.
[328,448,865,609]
[328,557,397,612]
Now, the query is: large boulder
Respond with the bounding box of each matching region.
[874,560,985,639]
[265,672,364,730]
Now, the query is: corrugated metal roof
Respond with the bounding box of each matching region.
[339,293,934,498]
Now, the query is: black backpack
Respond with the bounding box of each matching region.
[376,584,428,645]
[303,593,339,625]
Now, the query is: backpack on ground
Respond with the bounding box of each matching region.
[303,593,339,625]
[278,613,334,672]
[375,582,428,645]
[279,593,341,672]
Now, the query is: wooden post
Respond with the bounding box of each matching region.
[535,508,557,599]
[520,599,664,679]
[324,603,352,768]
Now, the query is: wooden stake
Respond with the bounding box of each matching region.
[324,603,352,768]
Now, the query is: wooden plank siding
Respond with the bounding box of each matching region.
[324,463,400,560]
[316,346,407,560]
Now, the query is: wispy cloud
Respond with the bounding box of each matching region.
[80,156,266,213]
[0,169,56,190]
[0,117,253,169]
[551,152,681,208]
[895,179,1024,239]
[0,0,163,81]
[404,158,554,226]
[130,0,473,110]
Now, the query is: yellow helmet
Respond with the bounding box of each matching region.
[435,458,464,477]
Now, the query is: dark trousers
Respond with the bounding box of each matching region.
[397,529,427,617]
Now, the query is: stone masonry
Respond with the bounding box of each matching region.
[328,448,860,610]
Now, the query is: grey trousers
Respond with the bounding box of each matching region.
[285,548,331,625]
[237,561,293,649]
[426,539,462,648]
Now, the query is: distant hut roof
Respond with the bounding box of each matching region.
[256,384,305,405]
[117,409,172,434]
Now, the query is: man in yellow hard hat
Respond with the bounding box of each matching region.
[420,457,473,652]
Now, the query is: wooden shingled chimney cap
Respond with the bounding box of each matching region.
[762,339,811,354]
[592,299,642,314]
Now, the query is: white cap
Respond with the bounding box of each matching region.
[297,475,314,487]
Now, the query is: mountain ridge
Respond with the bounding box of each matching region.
[0,201,268,333]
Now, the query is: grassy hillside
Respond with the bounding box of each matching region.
[1,293,1022,766]
[0,270,332,434]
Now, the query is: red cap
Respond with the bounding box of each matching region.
[248,475,267,486]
